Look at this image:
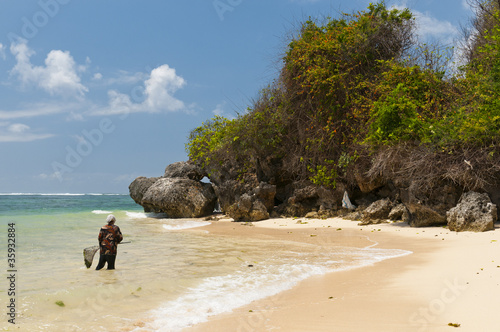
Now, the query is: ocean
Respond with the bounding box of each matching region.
[0,194,410,331]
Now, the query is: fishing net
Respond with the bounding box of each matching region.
[83,245,99,268]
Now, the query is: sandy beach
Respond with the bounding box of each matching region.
[184,217,500,332]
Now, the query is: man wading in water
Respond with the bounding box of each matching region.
[96,214,123,270]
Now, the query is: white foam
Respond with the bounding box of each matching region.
[125,211,168,219]
[137,263,329,331]
[162,221,211,230]
[92,210,113,215]
[134,246,411,332]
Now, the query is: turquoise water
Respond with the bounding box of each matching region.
[0,194,410,331]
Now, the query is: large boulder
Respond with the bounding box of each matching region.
[141,178,217,218]
[400,180,461,227]
[362,198,393,221]
[224,182,277,221]
[389,204,410,222]
[129,177,160,209]
[164,161,205,181]
[447,191,497,232]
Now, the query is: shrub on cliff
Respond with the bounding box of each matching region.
[187,1,500,194]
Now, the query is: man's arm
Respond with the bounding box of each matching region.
[115,226,123,244]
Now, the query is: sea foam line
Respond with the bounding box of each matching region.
[162,221,211,230]
[134,246,411,332]
[92,210,113,215]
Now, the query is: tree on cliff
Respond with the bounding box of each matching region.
[186,0,500,195]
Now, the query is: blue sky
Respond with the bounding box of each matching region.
[0,0,473,193]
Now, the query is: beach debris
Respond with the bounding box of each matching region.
[310,234,317,237]
[55,301,65,307]
[447,322,460,327]
[342,191,356,210]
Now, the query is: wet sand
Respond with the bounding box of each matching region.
[185,217,500,332]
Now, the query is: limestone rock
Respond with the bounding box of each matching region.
[389,204,410,223]
[400,180,461,227]
[447,191,497,232]
[362,198,393,221]
[407,203,447,227]
[129,176,160,208]
[277,183,340,217]
[164,161,205,181]
[354,168,385,193]
[224,183,276,222]
[141,178,217,218]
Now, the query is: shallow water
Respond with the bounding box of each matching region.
[0,194,410,331]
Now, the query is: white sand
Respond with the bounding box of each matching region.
[185,217,500,332]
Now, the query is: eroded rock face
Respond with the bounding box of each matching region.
[224,182,276,222]
[389,204,410,223]
[130,161,216,218]
[164,161,205,181]
[129,177,160,209]
[277,182,340,217]
[400,180,461,227]
[447,191,497,232]
[141,178,217,218]
[362,198,393,221]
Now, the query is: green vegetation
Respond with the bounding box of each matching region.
[186,1,500,192]
[55,300,65,307]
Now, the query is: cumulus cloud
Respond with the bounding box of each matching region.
[10,39,88,98]
[414,11,459,45]
[390,4,459,45]
[143,65,186,111]
[90,64,188,116]
[0,122,53,142]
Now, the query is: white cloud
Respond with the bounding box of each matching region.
[143,65,186,111]
[93,73,103,80]
[0,122,53,142]
[415,11,459,44]
[8,123,30,133]
[101,70,147,86]
[90,64,188,116]
[212,101,235,119]
[0,102,74,120]
[390,4,459,45]
[10,39,88,98]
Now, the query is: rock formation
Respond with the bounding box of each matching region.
[141,178,216,218]
[129,161,216,218]
[447,191,497,232]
